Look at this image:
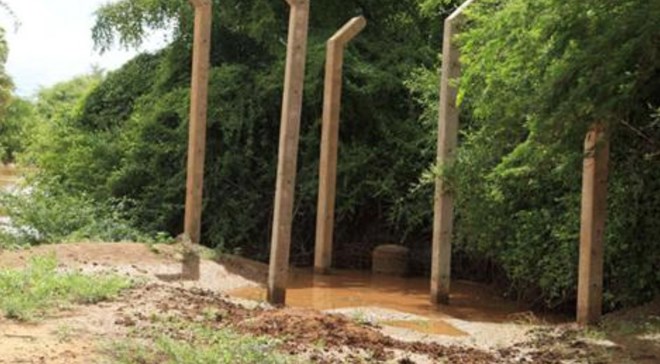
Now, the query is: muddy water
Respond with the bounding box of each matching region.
[229,269,560,336]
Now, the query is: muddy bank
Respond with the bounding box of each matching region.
[1,243,657,363]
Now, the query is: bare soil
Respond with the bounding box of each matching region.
[0,242,657,363]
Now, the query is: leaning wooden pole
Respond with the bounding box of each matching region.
[267,0,311,304]
[577,124,610,325]
[431,0,475,305]
[314,16,367,275]
[183,0,213,246]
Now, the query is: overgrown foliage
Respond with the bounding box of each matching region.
[0,73,168,248]
[30,0,455,264]
[0,181,164,249]
[0,2,24,163]
[0,26,12,113]
[0,98,34,163]
[405,0,660,310]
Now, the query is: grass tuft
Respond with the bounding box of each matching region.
[0,254,131,321]
[110,322,292,364]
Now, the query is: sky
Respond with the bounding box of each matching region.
[1,0,169,97]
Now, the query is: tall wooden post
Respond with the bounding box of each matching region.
[184,0,213,245]
[267,0,311,305]
[314,16,367,275]
[577,124,610,325]
[431,0,475,305]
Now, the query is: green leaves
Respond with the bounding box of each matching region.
[23,0,442,266]
[447,0,660,309]
[92,0,188,53]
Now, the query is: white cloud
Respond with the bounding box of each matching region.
[1,0,169,97]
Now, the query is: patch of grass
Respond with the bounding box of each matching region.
[54,324,76,343]
[598,313,660,338]
[0,255,131,321]
[581,326,608,341]
[110,322,293,364]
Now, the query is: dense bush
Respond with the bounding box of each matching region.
[0,180,165,248]
[0,98,35,163]
[403,0,660,310]
[32,0,450,264]
[0,72,168,249]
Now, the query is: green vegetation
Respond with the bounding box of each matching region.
[29,0,448,263]
[404,0,660,310]
[0,182,167,248]
[0,2,26,163]
[111,321,290,364]
[0,255,131,321]
[0,0,656,312]
[0,72,170,249]
[1,98,35,163]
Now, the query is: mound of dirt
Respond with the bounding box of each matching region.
[111,283,499,363]
[11,243,645,363]
[240,308,393,354]
[239,308,497,363]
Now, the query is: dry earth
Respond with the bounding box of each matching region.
[0,243,657,363]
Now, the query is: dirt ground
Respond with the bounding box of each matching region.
[0,242,658,363]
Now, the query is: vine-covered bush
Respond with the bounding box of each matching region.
[404,0,660,310]
[29,0,449,264]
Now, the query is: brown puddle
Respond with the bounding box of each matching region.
[228,269,563,336]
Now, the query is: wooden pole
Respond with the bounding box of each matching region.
[267,0,310,305]
[314,16,367,275]
[577,124,610,325]
[183,0,213,245]
[431,0,475,305]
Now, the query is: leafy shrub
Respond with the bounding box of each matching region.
[31,0,452,264]
[0,179,167,248]
[402,0,660,310]
[0,98,36,163]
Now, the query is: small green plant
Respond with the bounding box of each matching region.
[54,324,76,343]
[110,322,292,364]
[0,255,131,321]
[351,310,375,327]
[581,326,607,341]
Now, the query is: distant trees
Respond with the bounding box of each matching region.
[0,2,19,163]
[1,98,34,163]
